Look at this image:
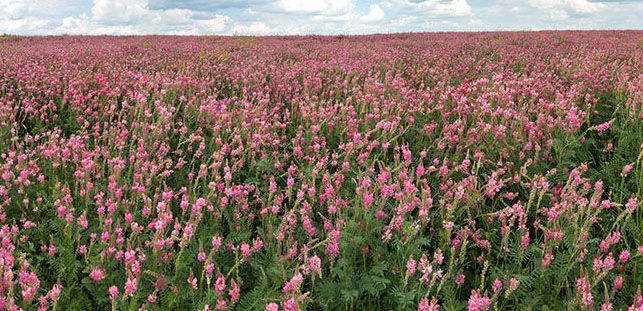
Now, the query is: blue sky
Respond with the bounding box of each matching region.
[1,0,642,35]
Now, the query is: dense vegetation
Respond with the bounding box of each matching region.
[0,31,642,310]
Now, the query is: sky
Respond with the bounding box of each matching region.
[0,0,642,35]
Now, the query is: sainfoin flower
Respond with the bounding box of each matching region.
[576,273,593,308]
[109,286,119,300]
[621,163,635,177]
[0,32,640,310]
[468,289,490,311]
[596,120,614,132]
[406,255,417,275]
[215,274,226,295]
[125,277,138,296]
[418,297,440,311]
[308,255,322,277]
[614,276,623,290]
[89,269,105,282]
[228,279,240,302]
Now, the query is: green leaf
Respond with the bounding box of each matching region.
[341,289,359,302]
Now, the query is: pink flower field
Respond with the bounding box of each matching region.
[0,31,642,310]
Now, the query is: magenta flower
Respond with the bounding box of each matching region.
[109,286,119,300]
[125,277,138,296]
[215,274,226,295]
[467,289,490,311]
[619,251,630,263]
[418,297,439,311]
[89,269,106,282]
[614,276,623,290]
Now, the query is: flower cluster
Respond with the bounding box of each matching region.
[0,31,641,310]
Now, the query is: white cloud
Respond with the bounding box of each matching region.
[91,0,150,24]
[233,21,270,34]
[391,15,418,26]
[58,16,88,34]
[198,15,230,32]
[312,3,386,24]
[0,17,52,33]
[434,0,473,16]
[276,0,355,15]
[528,0,605,14]
[1,0,86,19]
[363,4,385,22]
[0,0,232,35]
[549,9,569,20]
[380,0,473,18]
[476,0,641,31]
[243,7,259,16]
[56,0,231,34]
[0,0,641,35]
[1,0,29,19]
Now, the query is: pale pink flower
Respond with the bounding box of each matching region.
[418,297,439,311]
[407,255,417,275]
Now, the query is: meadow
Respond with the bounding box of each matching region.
[0,31,642,310]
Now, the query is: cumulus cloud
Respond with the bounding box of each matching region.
[0,0,231,34]
[363,4,385,22]
[528,0,606,13]
[434,0,473,16]
[0,0,641,35]
[1,0,29,19]
[89,0,230,33]
[148,0,271,11]
[381,0,473,17]
[91,0,150,24]
[233,21,270,34]
[275,0,355,15]
[1,0,86,19]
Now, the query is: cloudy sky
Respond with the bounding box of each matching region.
[1,0,642,35]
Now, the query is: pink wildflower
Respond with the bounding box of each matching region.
[467,289,490,311]
[89,269,105,282]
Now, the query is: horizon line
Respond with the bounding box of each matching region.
[4,29,643,38]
